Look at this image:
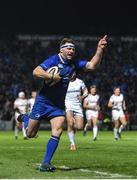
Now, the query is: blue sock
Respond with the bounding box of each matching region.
[43,135,59,164]
[23,114,29,129]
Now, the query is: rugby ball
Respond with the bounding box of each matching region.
[45,66,59,86]
[46,66,59,75]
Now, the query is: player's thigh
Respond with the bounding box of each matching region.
[66,111,74,124]
[75,115,84,129]
[50,116,65,136]
[92,116,98,126]
[86,119,92,127]
[27,118,40,136]
[120,116,127,126]
[15,120,22,129]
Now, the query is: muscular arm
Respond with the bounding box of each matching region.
[33,66,52,80]
[33,66,61,83]
[86,35,107,70]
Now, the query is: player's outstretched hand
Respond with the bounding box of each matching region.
[98,35,107,49]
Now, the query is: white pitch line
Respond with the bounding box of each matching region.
[59,165,133,178]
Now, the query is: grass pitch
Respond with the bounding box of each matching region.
[0,130,137,179]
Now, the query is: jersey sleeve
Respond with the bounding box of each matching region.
[109,96,114,102]
[74,59,87,69]
[81,80,86,90]
[39,56,56,71]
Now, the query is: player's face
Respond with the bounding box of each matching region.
[114,88,120,96]
[20,95,25,99]
[90,87,96,95]
[32,91,37,98]
[60,47,75,60]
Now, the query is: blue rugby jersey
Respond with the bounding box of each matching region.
[37,54,87,108]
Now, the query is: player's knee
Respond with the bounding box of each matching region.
[27,131,37,138]
[77,125,83,130]
[123,122,127,127]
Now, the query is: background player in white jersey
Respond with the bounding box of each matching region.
[28,91,37,113]
[65,72,88,150]
[108,86,127,140]
[14,91,28,140]
[83,85,100,140]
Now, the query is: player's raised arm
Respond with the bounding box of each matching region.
[86,35,107,70]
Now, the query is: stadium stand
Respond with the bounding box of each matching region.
[0,35,137,130]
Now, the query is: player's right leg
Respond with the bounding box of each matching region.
[39,116,65,172]
[17,114,40,138]
[92,117,98,141]
[66,111,76,150]
[83,111,92,136]
[83,122,88,136]
[14,125,19,140]
[113,120,119,140]
[14,113,21,140]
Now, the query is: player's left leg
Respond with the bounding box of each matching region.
[118,116,127,139]
[92,117,98,141]
[66,111,76,150]
[39,116,64,172]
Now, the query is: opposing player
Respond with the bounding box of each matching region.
[14,91,28,140]
[65,72,88,150]
[28,91,37,113]
[83,85,100,140]
[108,86,127,140]
[19,35,107,172]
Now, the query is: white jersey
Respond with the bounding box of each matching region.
[65,78,86,117]
[85,94,100,120]
[109,94,124,111]
[85,94,100,109]
[65,78,86,104]
[14,98,28,121]
[109,93,125,120]
[28,98,35,112]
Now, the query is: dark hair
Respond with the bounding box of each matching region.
[60,38,75,47]
[90,85,97,89]
[113,86,121,91]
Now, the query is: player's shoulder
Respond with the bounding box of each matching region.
[120,93,124,98]
[76,78,83,83]
[110,94,114,99]
[14,98,20,102]
[42,54,59,64]
[73,58,87,69]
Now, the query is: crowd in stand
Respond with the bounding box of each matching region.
[0,36,137,128]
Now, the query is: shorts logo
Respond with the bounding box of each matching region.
[35,113,40,118]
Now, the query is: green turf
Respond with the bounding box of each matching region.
[0,130,137,179]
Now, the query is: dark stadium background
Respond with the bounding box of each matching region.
[0,0,137,131]
[0,0,137,37]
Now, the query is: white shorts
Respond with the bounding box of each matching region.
[85,110,99,121]
[65,101,83,117]
[112,110,125,121]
